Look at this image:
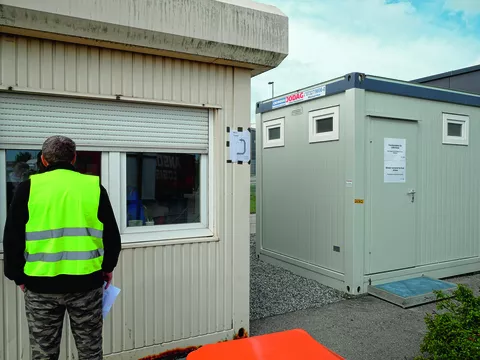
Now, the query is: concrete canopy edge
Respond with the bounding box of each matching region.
[0,0,288,75]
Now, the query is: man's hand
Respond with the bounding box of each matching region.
[103,272,113,289]
[19,284,25,292]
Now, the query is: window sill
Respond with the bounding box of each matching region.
[121,227,214,245]
[121,235,219,249]
[309,136,340,144]
[442,139,468,146]
[122,222,204,234]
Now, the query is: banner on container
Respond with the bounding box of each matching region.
[272,85,326,109]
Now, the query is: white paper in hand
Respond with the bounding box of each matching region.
[102,282,121,319]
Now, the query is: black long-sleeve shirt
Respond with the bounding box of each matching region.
[3,163,122,294]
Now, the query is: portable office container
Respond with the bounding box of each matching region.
[0,1,288,359]
[256,73,480,295]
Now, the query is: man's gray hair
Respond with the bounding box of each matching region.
[42,135,76,164]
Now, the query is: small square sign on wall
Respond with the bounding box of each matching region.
[228,129,251,164]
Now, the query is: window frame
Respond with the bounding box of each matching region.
[263,117,285,149]
[118,151,210,243]
[0,150,6,253]
[113,109,215,244]
[443,113,469,146]
[0,109,216,249]
[309,105,340,144]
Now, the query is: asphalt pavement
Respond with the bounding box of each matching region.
[250,273,480,360]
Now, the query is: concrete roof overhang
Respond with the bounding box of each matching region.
[0,0,289,76]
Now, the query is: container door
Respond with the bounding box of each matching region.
[366,118,418,274]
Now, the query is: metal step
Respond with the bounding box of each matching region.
[367,276,457,308]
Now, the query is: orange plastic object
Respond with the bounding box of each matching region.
[186,329,344,360]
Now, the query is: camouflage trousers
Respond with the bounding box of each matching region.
[24,287,103,360]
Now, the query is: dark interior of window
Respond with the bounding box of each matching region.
[268,127,281,140]
[315,117,334,134]
[126,153,200,226]
[447,122,463,137]
[5,149,101,210]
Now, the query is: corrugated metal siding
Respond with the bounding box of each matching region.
[1,243,227,360]
[0,34,227,105]
[0,92,209,151]
[260,94,347,274]
[103,243,225,354]
[365,92,480,266]
[0,34,246,359]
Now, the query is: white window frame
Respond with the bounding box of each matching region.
[115,109,215,244]
[0,150,6,253]
[263,117,285,148]
[118,152,211,243]
[309,105,340,143]
[443,113,469,146]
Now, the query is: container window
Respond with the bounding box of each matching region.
[119,149,212,243]
[263,117,285,148]
[443,113,469,146]
[316,117,334,134]
[125,153,200,227]
[447,122,462,137]
[268,127,281,140]
[309,106,340,143]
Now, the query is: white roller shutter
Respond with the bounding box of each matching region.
[0,92,209,152]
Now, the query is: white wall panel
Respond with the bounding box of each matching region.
[27,39,40,89]
[365,92,480,266]
[0,34,232,106]
[0,34,249,360]
[16,37,28,88]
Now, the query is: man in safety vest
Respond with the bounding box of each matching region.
[3,135,121,360]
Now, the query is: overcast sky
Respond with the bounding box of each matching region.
[251,0,480,124]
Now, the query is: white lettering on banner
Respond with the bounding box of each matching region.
[384,138,406,183]
[271,85,326,109]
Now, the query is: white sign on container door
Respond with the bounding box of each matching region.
[384,138,406,183]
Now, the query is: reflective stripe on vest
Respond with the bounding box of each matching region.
[26,227,104,241]
[25,169,104,277]
[25,249,104,262]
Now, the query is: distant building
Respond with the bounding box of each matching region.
[413,64,480,95]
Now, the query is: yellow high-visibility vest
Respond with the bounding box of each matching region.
[24,169,104,277]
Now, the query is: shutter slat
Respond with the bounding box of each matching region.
[0,93,209,151]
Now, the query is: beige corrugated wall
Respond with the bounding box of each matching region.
[0,34,251,360]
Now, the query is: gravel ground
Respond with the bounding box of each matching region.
[250,272,480,360]
[250,234,345,321]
